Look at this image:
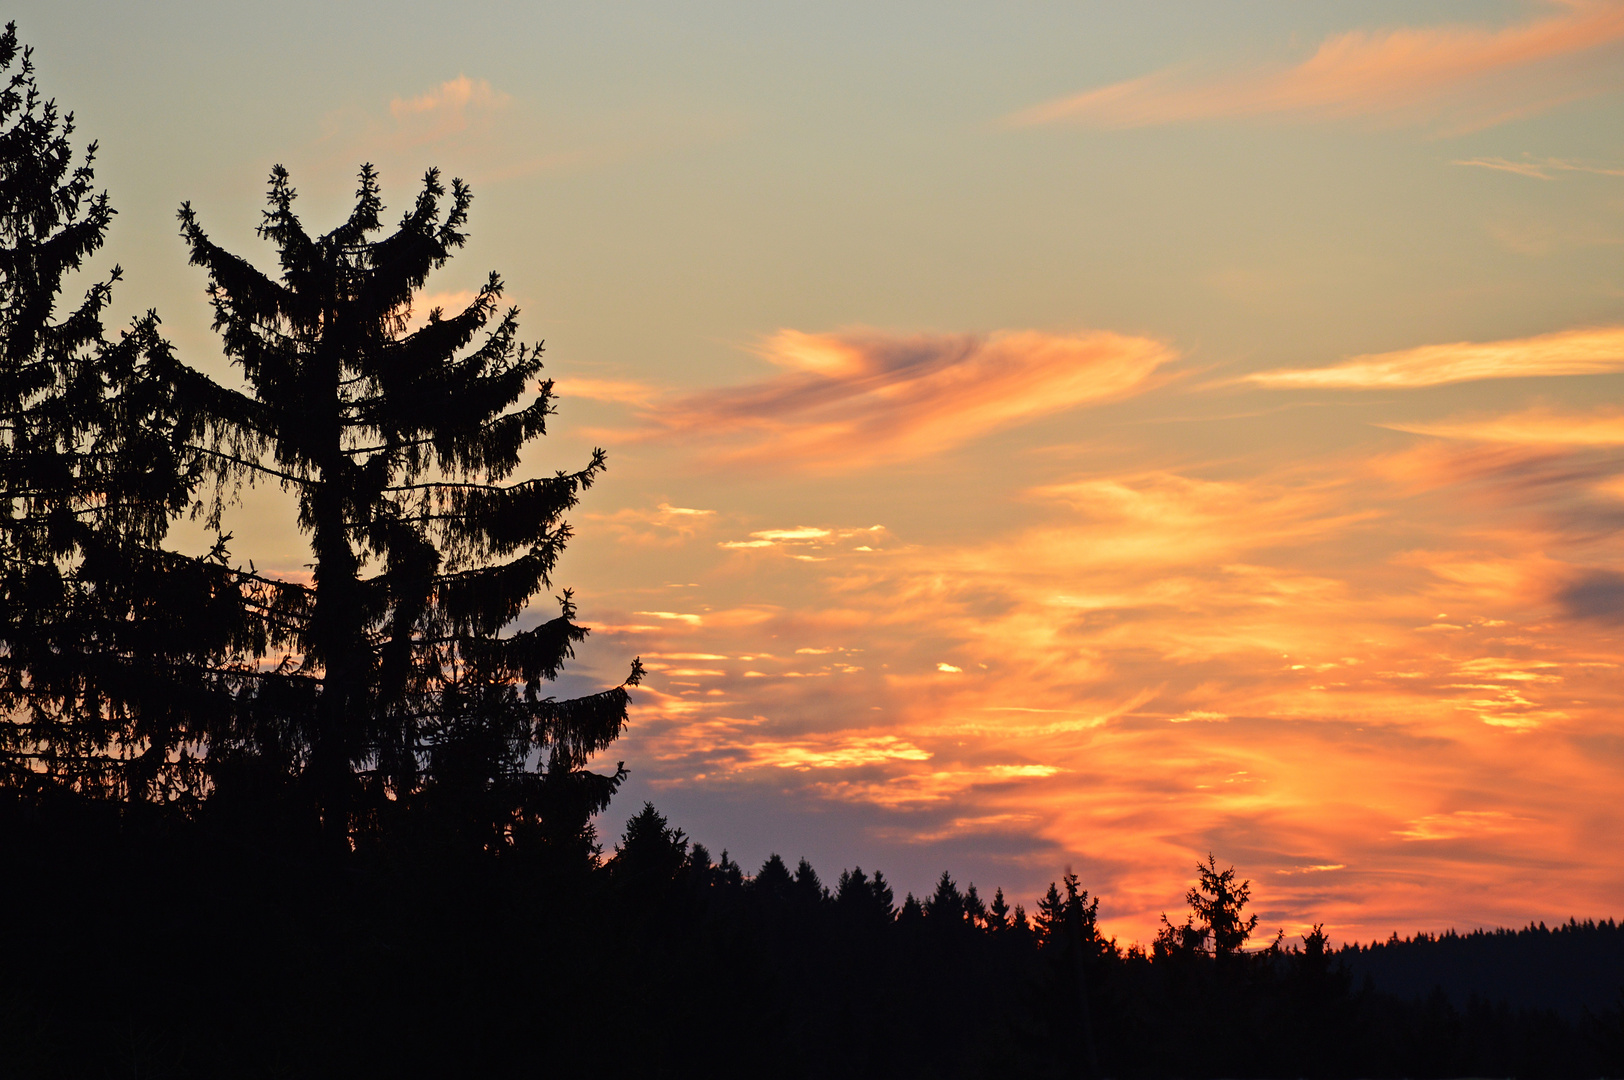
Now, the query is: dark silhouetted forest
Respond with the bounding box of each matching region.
[5,796,1623,1078]
[2,24,1620,1078]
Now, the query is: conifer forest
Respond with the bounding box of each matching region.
[2,22,1622,1079]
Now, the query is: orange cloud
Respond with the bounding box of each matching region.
[579,439,1624,943]
[581,503,719,547]
[1010,2,1624,133]
[1383,407,1624,446]
[1247,326,1624,389]
[553,376,661,408]
[399,290,478,332]
[618,327,1174,471]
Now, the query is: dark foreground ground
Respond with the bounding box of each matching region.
[3,794,1621,1079]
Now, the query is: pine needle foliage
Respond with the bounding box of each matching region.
[0,22,237,801]
[168,164,637,852]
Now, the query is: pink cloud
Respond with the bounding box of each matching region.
[388,75,511,147]
[1010,2,1624,133]
[611,327,1175,471]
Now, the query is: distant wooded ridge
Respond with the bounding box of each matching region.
[1341,919,1624,1021]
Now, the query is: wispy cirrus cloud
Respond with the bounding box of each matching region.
[576,427,1624,942]
[580,502,718,547]
[1383,407,1624,446]
[1247,327,1624,389]
[1009,2,1624,133]
[607,327,1175,471]
[1456,154,1624,180]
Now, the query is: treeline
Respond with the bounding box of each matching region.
[1343,919,1624,1020]
[5,792,1622,1078]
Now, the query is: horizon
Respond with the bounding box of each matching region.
[13,0,1624,947]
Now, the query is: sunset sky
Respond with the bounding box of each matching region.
[19,0,1624,945]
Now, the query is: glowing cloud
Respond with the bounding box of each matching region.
[554,376,660,408]
[1383,408,1624,446]
[589,435,1624,941]
[582,503,719,546]
[1247,327,1624,389]
[1010,3,1624,132]
[630,327,1174,471]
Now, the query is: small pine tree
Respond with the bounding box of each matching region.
[167,164,637,851]
[714,849,744,889]
[926,870,966,925]
[963,882,987,930]
[754,853,794,904]
[870,869,895,918]
[1061,871,1103,951]
[1035,880,1066,945]
[793,857,827,905]
[988,886,1012,932]
[1187,853,1258,958]
[612,801,688,894]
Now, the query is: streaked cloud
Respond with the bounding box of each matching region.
[617,327,1174,471]
[1393,810,1524,842]
[1383,407,1624,446]
[1248,327,1624,389]
[1456,154,1624,180]
[581,431,1624,942]
[581,503,719,546]
[718,524,887,553]
[1009,2,1624,133]
[745,734,932,771]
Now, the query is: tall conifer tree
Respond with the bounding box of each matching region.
[170,164,637,851]
[0,22,234,800]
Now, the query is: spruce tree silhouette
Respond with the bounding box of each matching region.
[1187,852,1258,958]
[168,164,639,852]
[754,852,795,905]
[1035,879,1067,946]
[925,869,966,926]
[987,885,1012,931]
[0,21,242,800]
[612,801,688,896]
[793,856,828,907]
[835,866,895,927]
[963,882,988,929]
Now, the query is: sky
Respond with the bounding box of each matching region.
[17,0,1624,946]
